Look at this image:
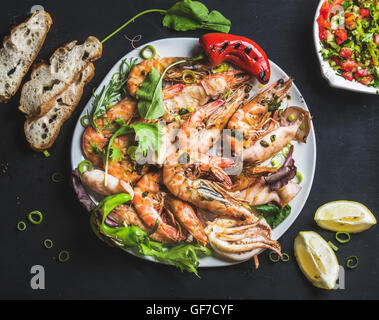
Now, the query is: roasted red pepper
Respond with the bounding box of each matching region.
[199,33,271,84]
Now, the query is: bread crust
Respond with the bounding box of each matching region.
[19,36,102,118]
[24,63,95,151]
[0,11,52,103]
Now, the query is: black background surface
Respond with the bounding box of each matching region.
[0,0,378,300]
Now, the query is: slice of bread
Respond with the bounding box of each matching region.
[24,63,95,151]
[0,11,52,103]
[19,36,102,118]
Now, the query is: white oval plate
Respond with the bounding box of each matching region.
[71,38,316,267]
[313,0,378,94]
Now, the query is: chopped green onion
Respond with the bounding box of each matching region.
[80,115,90,128]
[328,241,339,251]
[58,250,70,263]
[43,150,50,158]
[260,140,269,148]
[270,135,276,142]
[174,115,181,122]
[222,90,231,100]
[346,256,359,269]
[182,70,196,84]
[51,172,64,183]
[78,160,93,175]
[299,123,306,130]
[269,251,281,262]
[214,62,229,73]
[294,171,303,184]
[242,203,253,211]
[187,106,195,113]
[17,221,26,231]
[44,239,53,249]
[28,211,43,225]
[258,83,264,89]
[140,45,156,60]
[287,114,295,122]
[336,231,351,244]
[281,253,290,262]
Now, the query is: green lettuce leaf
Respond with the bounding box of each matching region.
[255,205,292,229]
[92,213,211,277]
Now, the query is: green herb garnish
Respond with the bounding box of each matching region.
[91,193,211,276]
[87,58,137,131]
[255,205,291,229]
[101,0,231,44]
[136,55,203,120]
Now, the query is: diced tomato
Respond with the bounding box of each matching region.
[355,67,370,77]
[375,34,379,45]
[339,48,353,59]
[345,13,356,30]
[335,28,348,45]
[342,71,354,81]
[319,27,331,42]
[359,9,370,16]
[317,15,332,29]
[320,1,332,20]
[356,75,374,85]
[340,59,359,72]
[333,0,345,5]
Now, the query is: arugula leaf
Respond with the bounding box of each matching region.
[101,1,231,44]
[255,205,292,229]
[129,123,164,157]
[202,10,232,32]
[163,0,231,33]
[136,56,203,120]
[136,67,165,120]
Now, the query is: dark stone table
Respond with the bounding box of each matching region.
[0,0,378,299]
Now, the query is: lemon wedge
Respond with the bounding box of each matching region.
[315,201,376,233]
[294,231,339,290]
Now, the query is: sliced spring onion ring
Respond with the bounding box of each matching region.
[78,160,93,175]
[336,231,351,244]
[182,70,197,84]
[44,239,53,249]
[346,256,359,269]
[214,62,230,73]
[80,115,90,128]
[140,45,156,59]
[17,221,26,231]
[28,211,43,225]
[328,241,339,251]
[51,172,64,183]
[58,250,70,263]
[43,150,50,158]
[269,251,281,262]
[294,171,303,184]
[281,253,290,262]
